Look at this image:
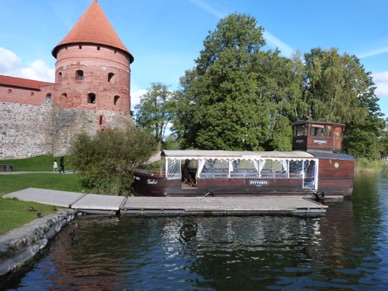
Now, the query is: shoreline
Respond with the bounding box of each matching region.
[0,209,76,277]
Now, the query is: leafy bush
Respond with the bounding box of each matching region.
[68,127,157,195]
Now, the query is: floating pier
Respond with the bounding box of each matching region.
[3,188,327,217]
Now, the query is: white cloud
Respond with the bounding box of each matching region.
[20,60,55,82]
[0,47,54,82]
[373,71,388,98]
[0,47,21,75]
[130,88,147,110]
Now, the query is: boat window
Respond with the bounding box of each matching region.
[166,159,181,179]
[310,124,325,137]
[260,160,287,178]
[289,160,303,177]
[200,159,229,178]
[303,160,317,189]
[230,159,259,178]
[294,125,307,137]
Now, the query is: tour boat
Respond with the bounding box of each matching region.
[133,120,355,200]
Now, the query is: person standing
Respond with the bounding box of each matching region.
[59,156,65,173]
[53,159,58,172]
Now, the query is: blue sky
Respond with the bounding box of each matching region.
[1,0,388,116]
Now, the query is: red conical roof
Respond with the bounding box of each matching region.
[52,0,134,63]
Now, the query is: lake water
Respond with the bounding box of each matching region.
[1,173,388,290]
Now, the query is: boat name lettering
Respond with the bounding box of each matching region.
[249,180,268,186]
[295,139,304,143]
[147,179,158,185]
[314,140,327,144]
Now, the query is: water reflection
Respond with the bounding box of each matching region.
[1,173,388,290]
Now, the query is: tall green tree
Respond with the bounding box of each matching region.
[134,83,174,148]
[172,13,298,151]
[303,48,384,158]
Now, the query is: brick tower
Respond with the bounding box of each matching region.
[51,0,134,155]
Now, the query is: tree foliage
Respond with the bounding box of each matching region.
[172,13,298,151]
[168,13,384,158]
[303,48,384,158]
[69,127,157,195]
[134,83,173,148]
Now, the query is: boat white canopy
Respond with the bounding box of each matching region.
[160,150,318,190]
[161,150,315,160]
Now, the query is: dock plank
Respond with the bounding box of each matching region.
[3,188,85,208]
[121,196,327,216]
[71,194,126,212]
[3,188,327,217]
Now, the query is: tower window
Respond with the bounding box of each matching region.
[87,93,96,104]
[108,72,115,82]
[61,93,67,101]
[76,70,84,80]
[99,115,104,125]
[46,94,52,101]
[114,95,120,105]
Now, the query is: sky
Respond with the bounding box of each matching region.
[1,0,388,117]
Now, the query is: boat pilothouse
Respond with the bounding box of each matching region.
[292,120,345,153]
[133,120,355,199]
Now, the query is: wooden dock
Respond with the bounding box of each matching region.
[3,188,327,217]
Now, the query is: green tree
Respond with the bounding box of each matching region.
[134,83,174,149]
[303,48,384,158]
[304,48,370,124]
[69,127,157,195]
[172,13,298,151]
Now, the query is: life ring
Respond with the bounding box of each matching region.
[315,191,325,201]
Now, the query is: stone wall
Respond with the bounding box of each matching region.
[0,101,55,160]
[52,108,132,156]
[0,209,76,277]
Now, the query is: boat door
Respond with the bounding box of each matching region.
[303,160,317,190]
[333,125,343,152]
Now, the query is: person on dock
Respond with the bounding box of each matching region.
[59,156,65,174]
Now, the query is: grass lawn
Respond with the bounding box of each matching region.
[0,154,65,172]
[0,173,88,234]
[0,155,87,234]
[0,198,58,234]
[0,173,85,195]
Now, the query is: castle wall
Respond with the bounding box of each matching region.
[52,108,132,156]
[0,3,134,161]
[0,86,48,106]
[0,101,55,160]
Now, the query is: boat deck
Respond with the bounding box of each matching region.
[3,188,328,217]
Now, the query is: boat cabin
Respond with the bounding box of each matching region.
[292,120,344,153]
